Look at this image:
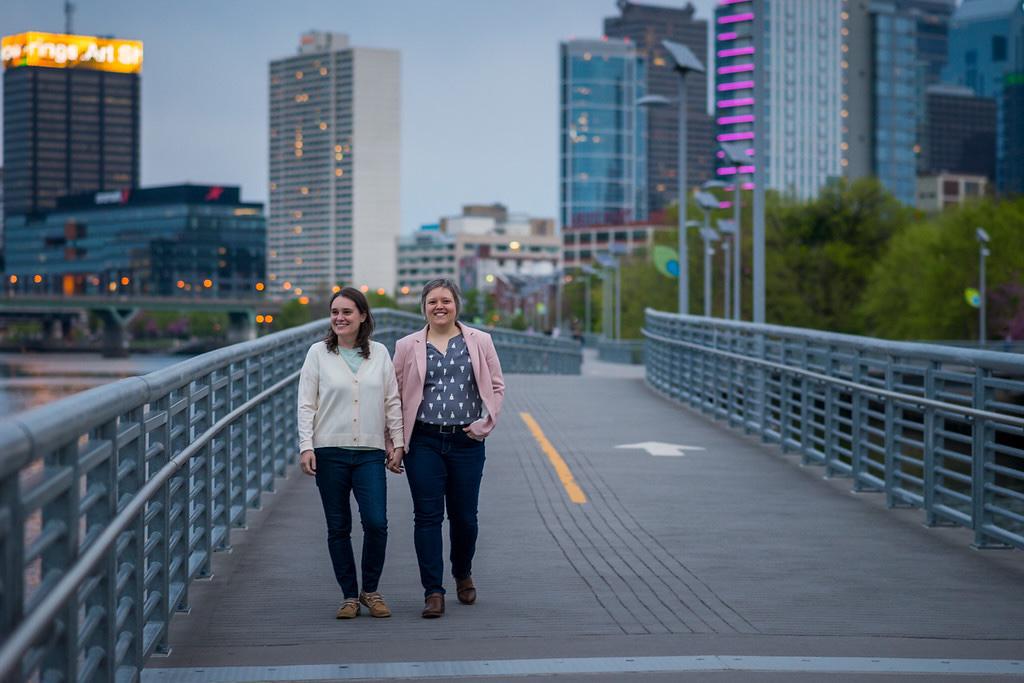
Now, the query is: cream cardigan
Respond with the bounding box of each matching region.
[297,340,404,453]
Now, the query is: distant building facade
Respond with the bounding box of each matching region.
[942,0,1024,194]
[604,1,712,214]
[268,32,400,298]
[562,221,672,269]
[923,84,997,180]
[4,184,265,297]
[715,0,844,200]
[916,172,988,211]
[560,38,647,228]
[396,226,456,305]
[2,31,142,217]
[844,1,919,204]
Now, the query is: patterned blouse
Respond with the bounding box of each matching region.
[417,334,483,426]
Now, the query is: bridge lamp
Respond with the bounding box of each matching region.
[376,288,386,296]
[9,275,17,284]
[255,282,265,292]
[717,219,739,319]
[976,227,990,345]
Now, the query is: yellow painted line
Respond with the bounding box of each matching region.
[520,412,587,504]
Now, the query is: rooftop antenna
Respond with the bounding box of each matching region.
[64,1,75,34]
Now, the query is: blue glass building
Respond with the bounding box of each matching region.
[560,38,647,228]
[873,4,919,204]
[4,184,265,297]
[942,0,1024,194]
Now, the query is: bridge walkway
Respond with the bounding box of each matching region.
[142,358,1024,681]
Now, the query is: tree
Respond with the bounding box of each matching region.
[277,299,315,330]
[765,178,914,333]
[859,197,1024,340]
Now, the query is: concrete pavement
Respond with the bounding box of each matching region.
[144,370,1024,681]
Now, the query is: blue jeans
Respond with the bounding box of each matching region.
[313,447,388,599]
[404,425,486,597]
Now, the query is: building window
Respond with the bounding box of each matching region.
[992,36,1007,62]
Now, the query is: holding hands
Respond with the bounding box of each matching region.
[386,446,405,474]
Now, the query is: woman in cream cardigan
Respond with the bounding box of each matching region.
[297,287,404,620]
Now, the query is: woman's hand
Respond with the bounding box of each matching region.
[386,446,405,474]
[463,425,485,442]
[300,449,316,476]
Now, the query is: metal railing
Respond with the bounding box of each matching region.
[0,311,581,682]
[644,309,1024,551]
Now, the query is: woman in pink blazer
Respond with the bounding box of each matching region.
[387,278,505,618]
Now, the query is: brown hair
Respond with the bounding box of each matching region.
[324,287,374,359]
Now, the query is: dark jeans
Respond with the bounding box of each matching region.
[313,447,387,599]
[404,425,486,597]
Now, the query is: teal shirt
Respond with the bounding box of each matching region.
[338,346,365,374]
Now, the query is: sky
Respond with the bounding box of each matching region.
[0,0,718,234]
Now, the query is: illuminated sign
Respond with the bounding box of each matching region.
[2,32,143,73]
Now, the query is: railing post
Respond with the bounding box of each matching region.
[41,441,81,683]
[122,406,147,675]
[971,366,1006,548]
[922,361,940,527]
[194,374,214,578]
[823,345,838,476]
[169,384,192,613]
[884,356,897,508]
[151,394,173,654]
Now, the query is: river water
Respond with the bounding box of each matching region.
[0,352,186,418]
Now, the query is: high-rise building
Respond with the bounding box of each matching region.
[1,32,142,217]
[714,0,844,201]
[604,1,712,215]
[560,38,647,228]
[942,0,1024,194]
[923,84,997,180]
[844,1,919,204]
[896,0,957,86]
[268,32,400,298]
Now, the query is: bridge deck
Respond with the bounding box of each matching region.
[143,359,1024,681]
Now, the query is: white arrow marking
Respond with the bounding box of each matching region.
[615,442,706,457]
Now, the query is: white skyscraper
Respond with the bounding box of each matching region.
[268,32,400,298]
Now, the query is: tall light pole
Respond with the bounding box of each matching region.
[717,218,738,321]
[720,141,750,320]
[977,227,990,346]
[638,40,704,316]
[721,237,731,320]
[695,191,721,317]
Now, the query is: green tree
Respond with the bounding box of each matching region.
[277,299,315,330]
[859,197,1024,340]
[764,178,913,333]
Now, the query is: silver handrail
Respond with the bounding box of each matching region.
[644,309,1024,551]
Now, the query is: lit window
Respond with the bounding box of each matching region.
[295,71,303,79]
[335,168,343,176]
[203,279,213,288]
[320,67,328,75]
[319,122,328,130]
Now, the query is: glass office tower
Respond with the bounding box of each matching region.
[560,38,647,228]
[604,1,711,216]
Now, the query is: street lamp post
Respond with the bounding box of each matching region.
[721,239,731,320]
[637,40,704,316]
[977,227,990,346]
[720,141,750,320]
[717,218,738,320]
[695,190,721,317]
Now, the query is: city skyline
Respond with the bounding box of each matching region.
[0,0,718,236]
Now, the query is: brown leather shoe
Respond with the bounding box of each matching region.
[421,592,445,618]
[456,576,476,605]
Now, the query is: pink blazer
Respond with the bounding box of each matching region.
[390,322,505,450]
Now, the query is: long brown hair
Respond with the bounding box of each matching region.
[324,287,374,359]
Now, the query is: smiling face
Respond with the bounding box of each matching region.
[330,296,366,346]
[423,286,458,329]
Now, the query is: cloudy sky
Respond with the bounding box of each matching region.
[1,0,719,232]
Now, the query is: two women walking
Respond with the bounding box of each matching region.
[297,279,505,619]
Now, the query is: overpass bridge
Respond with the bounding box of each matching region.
[1,310,1022,682]
[0,294,281,356]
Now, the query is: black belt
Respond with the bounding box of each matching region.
[415,420,470,435]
